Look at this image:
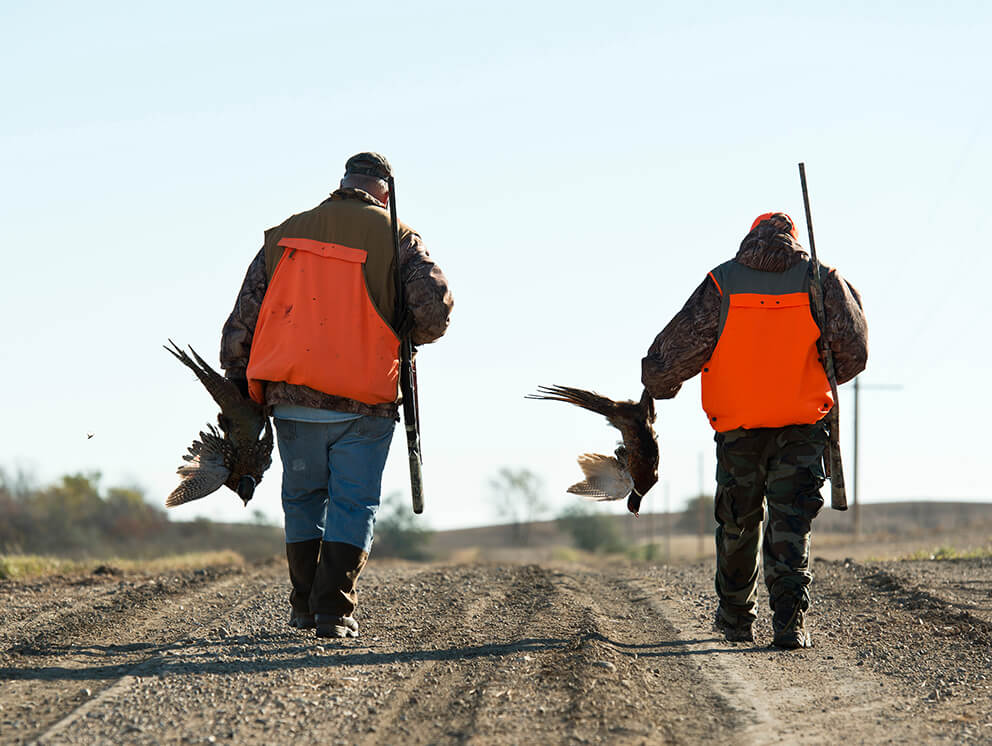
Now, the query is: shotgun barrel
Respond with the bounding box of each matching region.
[387,175,425,514]
[798,162,848,511]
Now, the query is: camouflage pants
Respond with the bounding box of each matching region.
[713,423,826,626]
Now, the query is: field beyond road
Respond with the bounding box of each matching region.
[2,549,992,744]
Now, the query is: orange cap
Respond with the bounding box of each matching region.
[750,212,798,239]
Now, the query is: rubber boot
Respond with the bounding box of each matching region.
[311,541,368,638]
[286,539,320,629]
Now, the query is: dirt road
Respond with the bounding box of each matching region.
[2,555,991,744]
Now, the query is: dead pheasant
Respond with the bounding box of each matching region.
[165,340,273,508]
[527,385,658,515]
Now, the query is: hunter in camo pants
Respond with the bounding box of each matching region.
[643,213,867,646]
[713,423,827,629]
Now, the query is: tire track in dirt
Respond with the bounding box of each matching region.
[1,565,246,651]
[348,567,556,744]
[18,563,533,745]
[0,563,275,745]
[354,563,730,744]
[39,563,689,744]
[628,561,930,745]
[294,563,575,745]
[547,564,739,743]
[348,563,663,744]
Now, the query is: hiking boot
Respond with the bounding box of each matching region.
[315,614,359,639]
[772,597,811,649]
[713,611,754,643]
[288,610,316,629]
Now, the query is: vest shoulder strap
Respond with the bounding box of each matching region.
[711,258,811,296]
[710,259,812,339]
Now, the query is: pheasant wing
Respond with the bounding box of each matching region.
[566,453,633,501]
[166,426,230,507]
[166,463,229,507]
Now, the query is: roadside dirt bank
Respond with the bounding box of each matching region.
[1,555,990,744]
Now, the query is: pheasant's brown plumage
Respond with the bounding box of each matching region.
[165,340,273,508]
[527,385,659,515]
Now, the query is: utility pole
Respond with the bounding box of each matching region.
[852,376,902,538]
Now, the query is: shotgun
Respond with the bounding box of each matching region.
[798,162,848,511]
[387,175,425,514]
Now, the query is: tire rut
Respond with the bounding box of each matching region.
[548,564,738,744]
[632,561,937,745]
[349,565,523,745]
[315,563,570,745]
[0,563,274,745]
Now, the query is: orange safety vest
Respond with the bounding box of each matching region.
[700,259,833,432]
[246,236,400,406]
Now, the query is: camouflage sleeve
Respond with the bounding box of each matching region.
[641,276,721,399]
[219,248,267,380]
[821,266,868,385]
[400,231,453,346]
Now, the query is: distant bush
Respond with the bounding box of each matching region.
[626,543,665,561]
[557,503,624,554]
[0,470,168,556]
[374,493,433,561]
[0,468,282,561]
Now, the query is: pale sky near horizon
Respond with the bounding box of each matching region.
[2,1,990,534]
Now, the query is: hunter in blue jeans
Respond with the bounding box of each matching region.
[219,153,453,639]
[273,407,395,638]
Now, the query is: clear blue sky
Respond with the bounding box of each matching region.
[2,1,990,531]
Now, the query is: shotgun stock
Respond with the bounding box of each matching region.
[387,175,425,514]
[799,162,847,511]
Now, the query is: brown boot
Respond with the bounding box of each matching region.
[286,539,320,629]
[311,541,368,637]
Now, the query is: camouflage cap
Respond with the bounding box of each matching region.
[344,152,392,181]
[750,212,798,239]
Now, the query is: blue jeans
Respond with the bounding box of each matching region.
[274,415,396,552]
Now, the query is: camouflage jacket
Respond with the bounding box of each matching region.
[220,188,454,419]
[642,217,867,400]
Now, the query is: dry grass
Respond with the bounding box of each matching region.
[0,550,244,580]
[897,543,992,561]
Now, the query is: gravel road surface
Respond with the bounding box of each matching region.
[1,555,991,744]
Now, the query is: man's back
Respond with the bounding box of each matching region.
[641,212,867,411]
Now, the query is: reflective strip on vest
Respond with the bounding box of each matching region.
[246,237,400,406]
[700,260,833,432]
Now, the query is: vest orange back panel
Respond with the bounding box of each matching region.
[701,259,832,432]
[246,237,400,405]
